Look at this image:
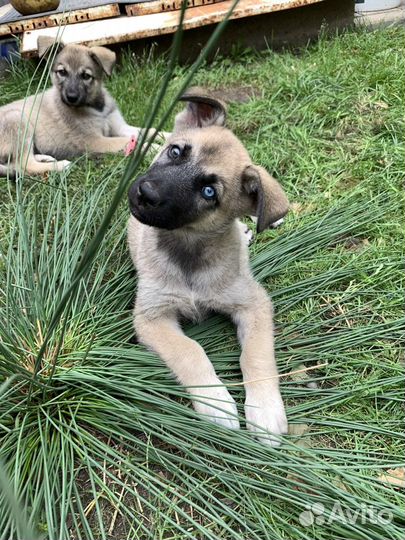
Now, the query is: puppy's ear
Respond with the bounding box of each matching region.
[89,46,116,76]
[37,36,64,58]
[242,165,289,234]
[174,87,226,131]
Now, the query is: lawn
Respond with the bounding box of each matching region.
[0,25,404,540]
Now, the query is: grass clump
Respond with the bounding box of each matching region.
[0,26,404,540]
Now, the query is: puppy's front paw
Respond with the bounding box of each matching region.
[238,221,254,246]
[245,390,287,447]
[243,226,254,246]
[54,160,71,172]
[192,384,240,430]
[34,154,57,163]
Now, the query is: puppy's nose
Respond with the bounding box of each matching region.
[65,90,79,104]
[138,180,160,207]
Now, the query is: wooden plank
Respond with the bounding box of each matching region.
[21,0,324,57]
[0,3,119,37]
[126,0,226,17]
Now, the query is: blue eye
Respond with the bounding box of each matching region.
[201,185,216,200]
[169,145,181,159]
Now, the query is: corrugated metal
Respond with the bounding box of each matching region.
[1,1,154,25]
[0,1,122,36]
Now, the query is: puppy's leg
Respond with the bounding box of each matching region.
[8,149,70,176]
[232,285,287,446]
[0,110,70,175]
[108,109,140,138]
[137,127,170,143]
[108,109,170,146]
[135,314,239,429]
[34,154,72,173]
[85,135,131,155]
[24,154,71,174]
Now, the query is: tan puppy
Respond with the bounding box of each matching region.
[0,37,164,177]
[127,90,289,446]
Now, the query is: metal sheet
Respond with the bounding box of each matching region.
[0,3,120,36]
[0,0,155,25]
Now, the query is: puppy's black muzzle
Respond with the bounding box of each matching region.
[128,170,198,230]
[137,180,161,207]
[128,177,161,215]
[62,88,82,106]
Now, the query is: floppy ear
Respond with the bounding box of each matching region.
[37,36,64,59]
[242,165,289,234]
[89,46,116,76]
[174,87,226,131]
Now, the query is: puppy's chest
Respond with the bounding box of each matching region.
[166,277,228,321]
[79,109,111,135]
[135,227,251,318]
[159,254,244,318]
[162,267,253,321]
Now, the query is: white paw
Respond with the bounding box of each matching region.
[238,220,254,246]
[58,160,71,171]
[192,384,240,430]
[244,226,254,246]
[270,217,284,229]
[245,390,287,447]
[34,154,56,163]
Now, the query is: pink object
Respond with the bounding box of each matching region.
[125,135,137,156]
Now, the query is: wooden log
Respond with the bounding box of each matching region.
[21,0,324,57]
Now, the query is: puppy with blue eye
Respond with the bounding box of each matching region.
[128,88,289,446]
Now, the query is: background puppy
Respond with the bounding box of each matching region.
[127,89,289,446]
[0,37,163,177]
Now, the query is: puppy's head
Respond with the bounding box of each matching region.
[128,87,289,233]
[38,37,116,108]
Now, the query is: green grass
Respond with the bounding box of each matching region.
[0,26,404,540]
